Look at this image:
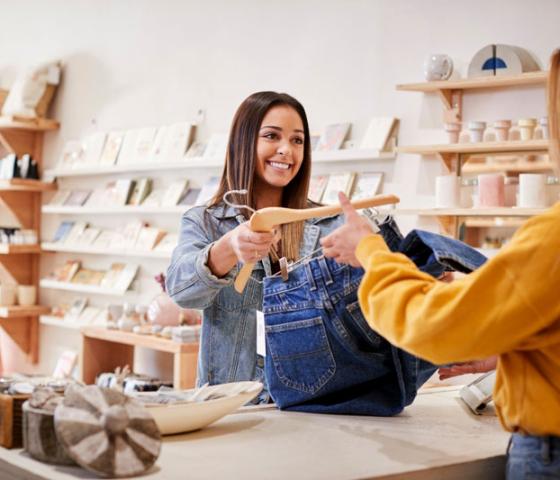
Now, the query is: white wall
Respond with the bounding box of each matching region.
[0,0,557,374]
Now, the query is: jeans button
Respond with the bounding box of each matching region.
[256,356,264,368]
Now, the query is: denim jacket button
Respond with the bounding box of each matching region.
[256,356,265,368]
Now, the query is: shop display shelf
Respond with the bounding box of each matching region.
[41,242,172,259]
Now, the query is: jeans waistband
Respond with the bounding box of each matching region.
[509,433,560,463]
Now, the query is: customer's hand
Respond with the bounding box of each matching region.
[321,192,376,267]
[228,222,277,263]
[438,356,498,380]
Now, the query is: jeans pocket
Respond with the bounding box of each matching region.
[345,301,384,350]
[266,316,336,395]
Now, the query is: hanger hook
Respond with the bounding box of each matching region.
[223,189,256,215]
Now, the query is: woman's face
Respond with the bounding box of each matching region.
[255,105,305,188]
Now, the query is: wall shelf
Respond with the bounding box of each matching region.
[397,140,548,156]
[39,279,129,296]
[461,160,555,174]
[44,149,394,178]
[396,71,547,94]
[0,244,41,254]
[42,205,187,215]
[464,218,527,228]
[39,315,82,330]
[41,242,172,259]
[0,116,60,131]
[0,305,51,318]
[0,179,57,192]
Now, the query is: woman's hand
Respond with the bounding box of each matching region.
[438,356,498,380]
[208,222,277,278]
[321,192,376,267]
[228,222,277,263]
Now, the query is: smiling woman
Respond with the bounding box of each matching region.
[165,91,344,393]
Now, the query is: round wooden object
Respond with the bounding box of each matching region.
[54,384,161,478]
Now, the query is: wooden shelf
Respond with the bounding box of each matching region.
[395,207,547,216]
[464,218,527,228]
[39,279,129,296]
[39,315,82,330]
[0,305,51,318]
[41,242,172,259]
[81,326,198,354]
[397,139,549,156]
[396,71,547,93]
[462,161,555,174]
[0,116,60,131]
[42,205,187,215]
[0,244,41,254]
[44,149,394,178]
[0,179,57,192]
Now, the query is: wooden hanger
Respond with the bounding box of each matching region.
[548,49,560,168]
[233,193,400,293]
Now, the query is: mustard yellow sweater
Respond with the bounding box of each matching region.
[356,202,560,436]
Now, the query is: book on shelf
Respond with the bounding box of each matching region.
[71,268,106,286]
[68,297,88,318]
[134,127,158,164]
[98,131,125,166]
[117,220,147,249]
[64,221,89,245]
[161,179,190,207]
[106,179,135,206]
[100,263,126,289]
[153,233,178,253]
[81,132,107,166]
[308,175,329,203]
[350,172,384,200]
[309,133,321,151]
[158,122,195,163]
[128,178,153,206]
[141,188,164,207]
[149,126,168,163]
[202,133,228,159]
[48,190,72,206]
[51,260,81,282]
[185,141,207,158]
[92,231,118,249]
[316,123,351,151]
[77,306,103,325]
[178,187,201,206]
[115,129,140,165]
[84,188,107,207]
[58,141,84,169]
[63,189,92,207]
[322,172,356,204]
[52,350,78,379]
[73,227,101,246]
[52,220,75,243]
[113,264,138,292]
[195,176,220,205]
[135,227,166,251]
[360,117,398,151]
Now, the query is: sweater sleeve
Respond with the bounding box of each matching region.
[354,207,560,364]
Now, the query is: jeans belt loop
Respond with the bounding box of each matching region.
[305,262,317,291]
[318,257,333,285]
[542,436,552,464]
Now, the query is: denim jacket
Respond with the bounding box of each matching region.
[166,202,344,386]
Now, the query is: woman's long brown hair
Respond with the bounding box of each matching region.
[209,91,312,261]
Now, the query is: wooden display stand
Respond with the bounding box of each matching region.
[396,71,552,241]
[80,326,198,389]
[0,117,58,366]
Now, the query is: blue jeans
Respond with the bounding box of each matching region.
[262,221,488,415]
[507,434,560,479]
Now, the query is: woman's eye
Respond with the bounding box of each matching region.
[263,132,277,140]
[293,137,304,145]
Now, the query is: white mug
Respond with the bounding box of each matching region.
[518,174,547,208]
[435,175,461,208]
[423,54,453,81]
[17,285,37,306]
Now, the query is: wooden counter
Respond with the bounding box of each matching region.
[0,388,509,479]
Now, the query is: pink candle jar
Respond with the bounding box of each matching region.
[478,173,505,207]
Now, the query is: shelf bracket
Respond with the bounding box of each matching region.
[437,215,458,237]
[439,89,463,123]
[438,153,457,172]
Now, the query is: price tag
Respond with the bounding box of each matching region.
[256,310,266,357]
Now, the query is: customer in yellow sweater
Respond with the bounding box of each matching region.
[321,191,560,480]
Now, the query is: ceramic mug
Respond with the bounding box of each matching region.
[423,54,453,81]
[435,174,461,208]
[17,285,36,306]
[518,174,547,208]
